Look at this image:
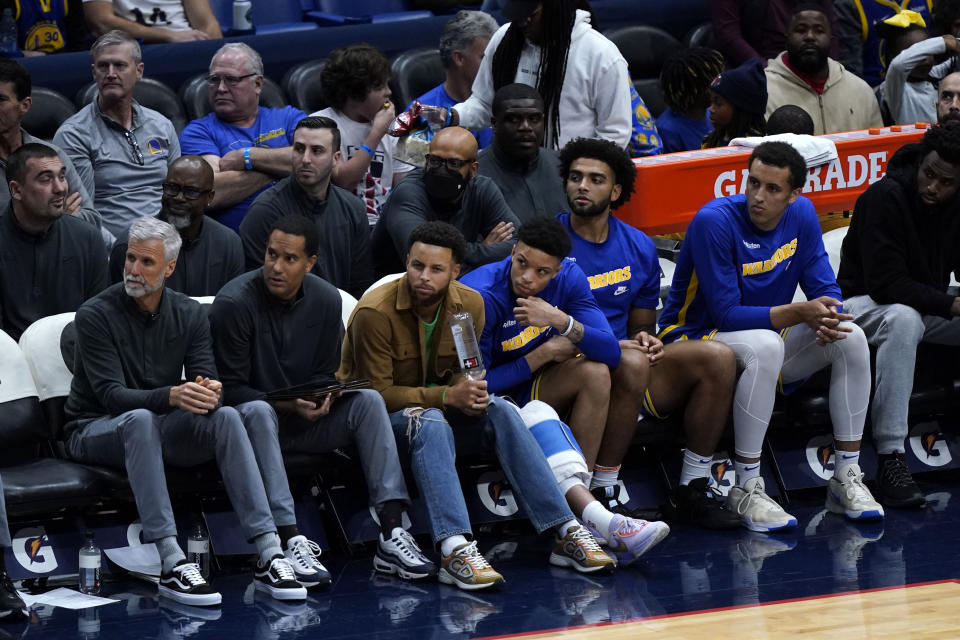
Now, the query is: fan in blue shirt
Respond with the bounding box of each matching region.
[555,137,739,531]
[659,141,880,533]
[461,216,670,562]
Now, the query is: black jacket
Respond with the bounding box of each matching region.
[837,143,960,318]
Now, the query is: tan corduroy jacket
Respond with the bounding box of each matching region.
[337,274,485,412]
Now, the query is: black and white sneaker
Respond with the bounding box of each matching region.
[283,535,331,588]
[254,555,307,601]
[0,572,26,620]
[159,560,222,607]
[373,527,438,580]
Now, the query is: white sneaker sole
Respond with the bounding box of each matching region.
[438,567,503,591]
[826,492,885,520]
[548,552,615,574]
[373,554,435,580]
[158,584,222,607]
[254,579,307,601]
[739,513,798,533]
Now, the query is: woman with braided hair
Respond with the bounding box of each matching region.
[657,47,726,153]
[451,0,632,150]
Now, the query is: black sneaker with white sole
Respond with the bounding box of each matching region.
[374,528,438,580]
[159,560,222,607]
[254,555,307,601]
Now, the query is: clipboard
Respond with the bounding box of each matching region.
[265,378,371,404]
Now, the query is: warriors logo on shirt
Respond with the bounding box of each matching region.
[145,139,167,156]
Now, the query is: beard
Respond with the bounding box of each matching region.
[124,272,165,298]
[786,43,828,76]
[569,196,612,218]
[166,212,191,230]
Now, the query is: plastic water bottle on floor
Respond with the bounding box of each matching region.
[0,10,17,56]
[450,311,486,380]
[78,530,101,595]
[187,523,211,579]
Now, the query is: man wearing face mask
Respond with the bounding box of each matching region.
[838,122,960,509]
[370,126,519,276]
[108,155,243,296]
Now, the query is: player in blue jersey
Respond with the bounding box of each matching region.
[659,141,882,532]
[557,137,739,530]
[461,218,671,561]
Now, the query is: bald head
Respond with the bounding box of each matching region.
[939,73,960,125]
[431,126,478,160]
[169,155,214,189]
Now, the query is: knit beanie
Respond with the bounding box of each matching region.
[710,58,768,116]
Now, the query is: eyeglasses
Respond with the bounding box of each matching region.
[162,182,212,200]
[122,130,143,166]
[205,73,257,87]
[425,154,472,171]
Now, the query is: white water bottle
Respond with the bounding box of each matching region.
[232,0,254,35]
[78,530,101,595]
[450,311,485,380]
[187,524,211,579]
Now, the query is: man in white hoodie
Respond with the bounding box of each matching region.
[764,3,882,134]
[450,0,632,150]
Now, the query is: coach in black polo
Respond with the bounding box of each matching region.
[240,116,374,299]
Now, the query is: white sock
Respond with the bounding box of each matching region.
[157,536,185,574]
[556,519,581,537]
[581,501,614,537]
[734,460,762,487]
[680,450,713,486]
[439,534,469,557]
[254,532,283,567]
[834,449,860,477]
[589,464,620,490]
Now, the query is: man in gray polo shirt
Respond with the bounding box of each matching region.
[109,155,243,297]
[0,144,107,341]
[477,84,567,223]
[0,59,100,230]
[54,30,180,242]
[240,116,373,299]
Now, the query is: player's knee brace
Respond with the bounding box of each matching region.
[517,401,590,495]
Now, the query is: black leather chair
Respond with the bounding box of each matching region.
[604,25,683,80]
[282,59,327,114]
[684,22,716,50]
[75,79,189,133]
[22,87,75,142]
[390,47,445,109]
[634,78,668,119]
[179,73,288,121]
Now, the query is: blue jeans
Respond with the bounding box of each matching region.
[390,395,573,547]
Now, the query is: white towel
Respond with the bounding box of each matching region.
[728,133,838,169]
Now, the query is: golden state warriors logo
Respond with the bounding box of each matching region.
[477,471,518,517]
[805,435,835,480]
[13,526,58,573]
[145,139,166,157]
[908,422,953,467]
[24,22,65,53]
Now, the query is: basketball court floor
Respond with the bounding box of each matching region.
[6,472,960,639]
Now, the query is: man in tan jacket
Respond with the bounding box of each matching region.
[339,220,614,591]
[764,4,882,134]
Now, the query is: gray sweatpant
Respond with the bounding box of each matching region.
[253,389,409,511]
[844,295,960,454]
[66,407,276,543]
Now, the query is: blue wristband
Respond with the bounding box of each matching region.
[243,147,253,170]
[360,143,375,157]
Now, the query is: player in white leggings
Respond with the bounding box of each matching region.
[716,321,880,531]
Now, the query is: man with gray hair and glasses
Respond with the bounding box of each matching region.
[54,30,180,244]
[64,216,308,606]
[410,10,499,149]
[180,43,306,231]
